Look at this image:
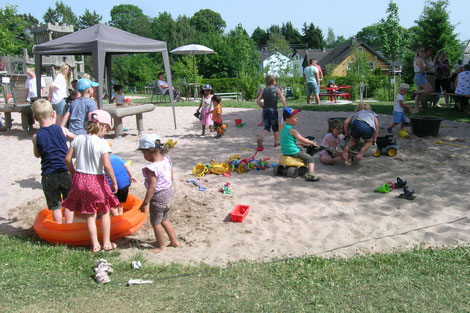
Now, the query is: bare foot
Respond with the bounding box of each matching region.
[342,149,349,161]
[167,241,180,248]
[150,247,167,254]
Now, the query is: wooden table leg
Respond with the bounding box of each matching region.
[114,117,123,138]
[4,112,12,130]
[136,113,144,136]
[21,112,29,130]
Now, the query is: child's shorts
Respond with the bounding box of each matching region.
[288,149,314,164]
[393,111,406,123]
[149,189,174,225]
[42,171,71,210]
[115,185,129,203]
[263,108,279,132]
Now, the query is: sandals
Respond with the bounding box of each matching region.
[103,242,117,251]
[397,187,416,200]
[395,177,407,189]
[256,138,264,151]
[305,174,320,182]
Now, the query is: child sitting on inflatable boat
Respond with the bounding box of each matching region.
[280,108,321,182]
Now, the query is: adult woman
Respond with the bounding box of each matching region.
[434,50,451,108]
[413,47,433,111]
[48,63,70,125]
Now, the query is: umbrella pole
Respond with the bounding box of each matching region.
[193,54,197,100]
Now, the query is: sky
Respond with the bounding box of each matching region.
[4,0,469,42]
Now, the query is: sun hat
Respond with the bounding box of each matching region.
[283,107,302,120]
[88,109,112,130]
[203,84,212,90]
[137,134,163,150]
[399,83,410,90]
[77,78,99,92]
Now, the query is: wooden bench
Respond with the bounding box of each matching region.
[215,92,242,101]
[0,104,34,130]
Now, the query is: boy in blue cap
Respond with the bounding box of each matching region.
[280,108,321,182]
[61,78,98,135]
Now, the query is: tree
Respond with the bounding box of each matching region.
[78,9,102,30]
[326,27,336,48]
[0,4,33,55]
[109,4,145,33]
[43,1,77,29]
[414,0,460,65]
[251,27,268,47]
[190,9,226,34]
[346,44,372,99]
[355,24,382,50]
[301,22,325,49]
[281,22,302,46]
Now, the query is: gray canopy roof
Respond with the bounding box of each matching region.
[34,23,177,128]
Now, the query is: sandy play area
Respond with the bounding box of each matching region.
[1,105,469,266]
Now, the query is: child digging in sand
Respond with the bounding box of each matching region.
[280,107,321,182]
[138,134,179,253]
[32,99,76,223]
[319,119,345,165]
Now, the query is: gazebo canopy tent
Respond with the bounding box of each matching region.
[34,23,177,128]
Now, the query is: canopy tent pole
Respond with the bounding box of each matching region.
[106,53,112,102]
[34,54,42,99]
[162,50,177,129]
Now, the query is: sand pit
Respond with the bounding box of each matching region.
[1,106,469,266]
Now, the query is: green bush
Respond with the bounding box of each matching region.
[372,87,389,101]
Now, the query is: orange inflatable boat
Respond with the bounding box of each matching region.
[33,193,146,246]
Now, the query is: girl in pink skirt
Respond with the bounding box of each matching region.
[195,84,214,136]
[62,109,119,252]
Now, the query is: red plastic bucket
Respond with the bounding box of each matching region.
[230,204,250,222]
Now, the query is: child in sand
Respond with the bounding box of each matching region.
[106,151,137,216]
[62,110,120,252]
[280,107,320,182]
[342,102,379,163]
[195,84,214,136]
[319,119,345,165]
[138,134,179,253]
[257,84,266,126]
[111,84,125,104]
[61,78,98,135]
[32,99,76,223]
[387,83,413,134]
[256,75,287,151]
[210,95,223,138]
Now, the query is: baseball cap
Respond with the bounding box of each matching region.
[203,84,212,90]
[88,109,112,130]
[77,78,99,92]
[399,83,410,90]
[283,107,301,120]
[137,134,163,150]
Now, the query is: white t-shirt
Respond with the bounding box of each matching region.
[51,74,68,104]
[394,93,405,113]
[25,76,46,101]
[72,134,112,175]
[157,79,169,94]
[114,93,125,104]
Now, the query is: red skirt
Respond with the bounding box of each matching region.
[62,172,119,214]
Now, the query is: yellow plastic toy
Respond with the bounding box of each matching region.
[273,156,308,177]
[209,161,229,175]
[237,163,248,174]
[193,163,208,177]
[164,139,178,149]
[398,129,409,138]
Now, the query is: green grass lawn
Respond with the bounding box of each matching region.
[1,235,469,312]
[132,94,470,123]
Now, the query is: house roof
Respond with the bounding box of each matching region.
[296,48,331,65]
[318,39,388,68]
[258,48,292,62]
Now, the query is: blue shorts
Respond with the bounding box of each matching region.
[52,99,67,116]
[263,108,279,132]
[350,119,374,140]
[307,82,320,96]
[393,111,406,123]
[414,72,428,87]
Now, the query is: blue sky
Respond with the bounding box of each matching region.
[5,0,469,41]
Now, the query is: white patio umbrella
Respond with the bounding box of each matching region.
[170,44,216,99]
